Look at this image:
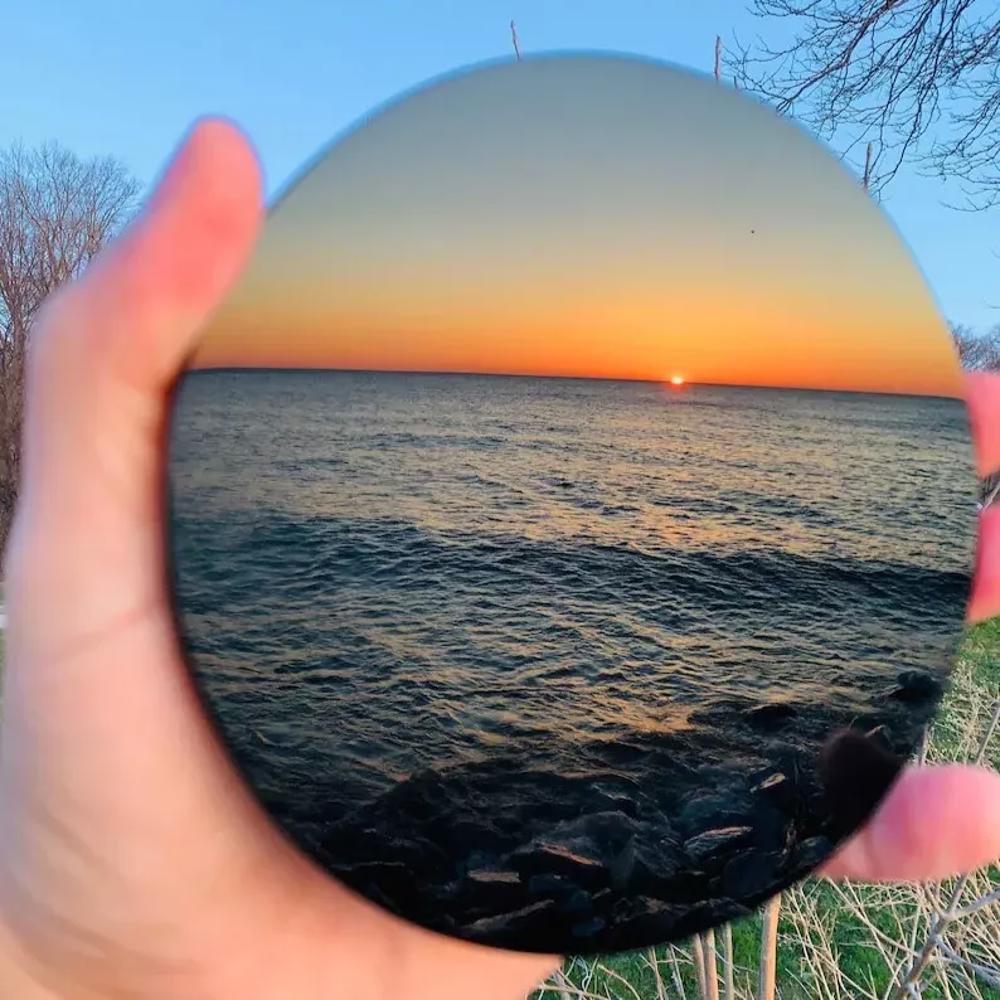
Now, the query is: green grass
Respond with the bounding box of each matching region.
[957,617,1000,691]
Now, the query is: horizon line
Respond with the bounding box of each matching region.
[183,365,962,402]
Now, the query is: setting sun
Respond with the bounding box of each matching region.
[669,375,686,386]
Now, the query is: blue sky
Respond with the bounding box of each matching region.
[5,1,997,331]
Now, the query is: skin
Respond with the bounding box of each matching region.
[0,119,998,999]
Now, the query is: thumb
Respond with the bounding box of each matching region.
[5,118,263,664]
[0,117,265,870]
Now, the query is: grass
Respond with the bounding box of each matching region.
[537,621,1000,999]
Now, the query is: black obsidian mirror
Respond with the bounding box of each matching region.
[167,53,977,954]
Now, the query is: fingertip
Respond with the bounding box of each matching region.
[969,505,1000,623]
[822,765,1000,881]
[74,115,264,389]
[153,116,263,204]
[15,116,266,560]
[964,372,1000,479]
[135,115,264,281]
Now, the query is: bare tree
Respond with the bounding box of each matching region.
[731,1,1000,206]
[0,142,138,546]
[952,322,1000,371]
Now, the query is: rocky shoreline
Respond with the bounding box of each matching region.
[293,669,943,953]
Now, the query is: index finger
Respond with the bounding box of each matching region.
[821,764,1000,881]
[965,372,1000,622]
[965,372,1000,479]
[962,373,1000,623]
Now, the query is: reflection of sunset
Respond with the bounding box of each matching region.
[191,57,962,398]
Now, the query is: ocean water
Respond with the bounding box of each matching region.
[168,370,976,950]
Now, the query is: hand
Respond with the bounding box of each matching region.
[0,121,558,1000]
[0,120,997,999]
[821,371,1000,880]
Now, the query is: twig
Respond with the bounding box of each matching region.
[982,478,1000,509]
[646,948,667,1000]
[936,941,1000,990]
[692,933,708,999]
[594,962,644,1000]
[721,923,735,1000]
[547,969,575,1000]
[702,928,720,1000]
[972,700,1000,766]
[946,886,1000,921]
[863,141,874,191]
[510,20,521,61]
[758,895,781,1000]
[715,36,722,81]
[666,944,688,999]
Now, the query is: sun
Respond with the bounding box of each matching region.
[669,374,685,386]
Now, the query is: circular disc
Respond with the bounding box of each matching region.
[167,53,977,954]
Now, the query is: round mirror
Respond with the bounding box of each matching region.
[167,53,976,954]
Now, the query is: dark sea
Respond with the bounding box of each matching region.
[168,369,977,951]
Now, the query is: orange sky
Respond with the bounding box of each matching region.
[191,55,962,398]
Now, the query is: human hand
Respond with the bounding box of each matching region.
[0,120,997,999]
[820,371,1000,880]
[0,121,559,999]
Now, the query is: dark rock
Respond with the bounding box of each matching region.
[630,846,685,897]
[467,868,520,886]
[654,867,711,904]
[527,873,578,897]
[589,888,616,911]
[610,897,682,945]
[750,771,795,813]
[687,701,748,730]
[609,836,637,890]
[570,916,607,939]
[721,850,784,898]
[463,899,557,941]
[427,817,508,854]
[510,840,609,890]
[462,871,526,912]
[589,787,642,818]
[552,810,640,847]
[684,826,754,862]
[753,772,788,792]
[590,773,643,796]
[603,795,641,819]
[322,823,383,863]
[864,724,891,747]
[555,888,594,915]
[792,835,834,873]
[616,895,675,921]
[749,798,795,854]
[745,703,798,728]
[818,729,904,834]
[430,872,526,916]
[323,821,452,876]
[338,860,419,908]
[678,791,753,837]
[890,670,943,703]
